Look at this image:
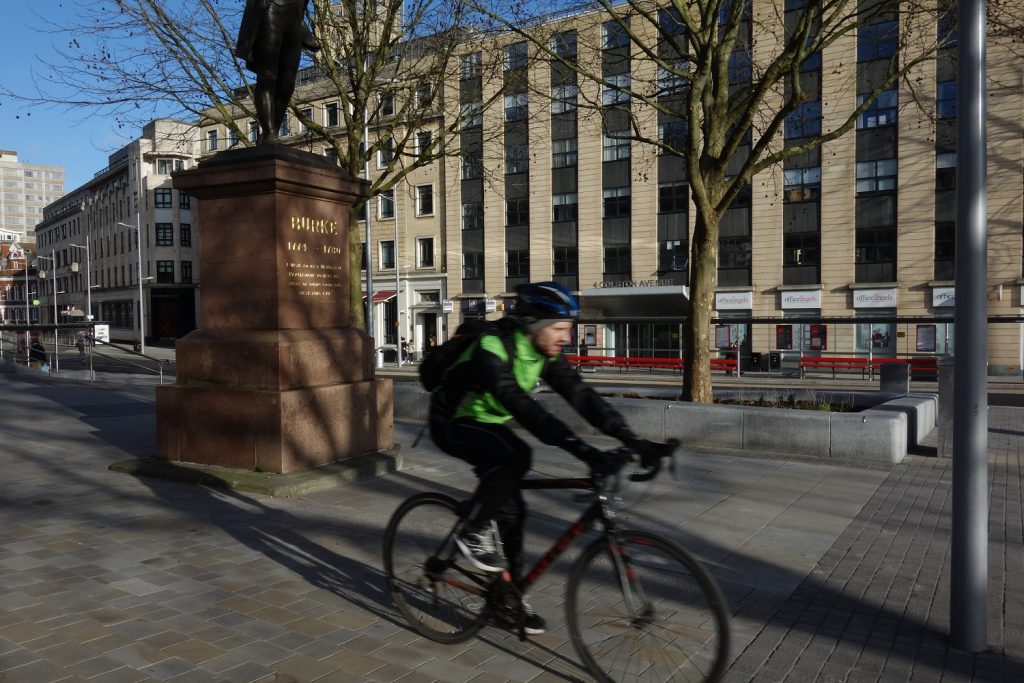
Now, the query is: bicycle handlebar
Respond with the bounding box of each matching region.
[591,438,680,484]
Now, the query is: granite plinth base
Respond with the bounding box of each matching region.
[156,379,393,474]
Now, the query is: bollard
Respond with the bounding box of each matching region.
[879,362,910,394]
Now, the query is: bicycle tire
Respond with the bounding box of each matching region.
[383,492,490,643]
[566,530,731,683]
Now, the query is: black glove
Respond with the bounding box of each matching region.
[565,437,621,476]
[624,437,662,468]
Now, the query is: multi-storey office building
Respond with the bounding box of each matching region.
[36,119,201,344]
[200,6,1023,372]
[0,242,39,328]
[0,151,64,244]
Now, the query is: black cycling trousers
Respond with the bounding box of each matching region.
[436,418,531,575]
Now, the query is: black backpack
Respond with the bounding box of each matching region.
[419,319,516,392]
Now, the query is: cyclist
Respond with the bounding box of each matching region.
[428,281,662,634]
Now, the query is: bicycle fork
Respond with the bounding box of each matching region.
[606,534,654,626]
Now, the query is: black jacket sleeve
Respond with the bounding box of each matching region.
[541,355,639,444]
[471,341,595,456]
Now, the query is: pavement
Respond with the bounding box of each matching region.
[0,370,1021,682]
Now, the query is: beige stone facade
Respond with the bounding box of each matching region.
[198,4,1024,373]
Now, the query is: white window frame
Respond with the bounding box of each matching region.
[416,237,435,268]
[299,107,314,132]
[379,239,396,270]
[325,102,340,127]
[379,190,395,220]
[416,184,435,216]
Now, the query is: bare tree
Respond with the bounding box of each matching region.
[474,0,953,402]
[4,0,500,331]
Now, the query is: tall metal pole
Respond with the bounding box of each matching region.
[395,188,401,366]
[951,0,988,653]
[121,218,145,354]
[363,60,375,355]
[24,253,30,364]
[51,250,59,374]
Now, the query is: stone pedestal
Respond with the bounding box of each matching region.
[156,145,392,474]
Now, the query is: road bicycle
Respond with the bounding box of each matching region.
[383,439,731,682]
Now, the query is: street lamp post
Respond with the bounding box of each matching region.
[70,236,92,330]
[117,221,145,355]
[34,252,59,374]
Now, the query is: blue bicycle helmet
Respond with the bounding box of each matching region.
[513,281,581,322]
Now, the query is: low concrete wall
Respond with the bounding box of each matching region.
[396,385,935,464]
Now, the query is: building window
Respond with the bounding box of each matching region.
[604,245,631,274]
[504,41,528,70]
[505,145,529,175]
[659,120,687,152]
[784,233,819,266]
[277,116,289,137]
[936,81,957,119]
[157,260,174,283]
[657,63,688,97]
[602,132,631,161]
[380,91,395,117]
[416,185,434,216]
[460,102,483,128]
[857,89,898,128]
[783,167,821,201]
[552,139,578,168]
[463,252,484,278]
[417,237,434,268]
[856,159,897,194]
[462,202,483,230]
[416,131,433,160]
[181,260,193,283]
[461,153,482,180]
[551,85,578,113]
[553,246,578,275]
[553,193,578,222]
[228,129,239,148]
[719,236,752,268]
[180,223,192,247]
[248,121,259,142]
[325,102,340,126]
[507,249,530,277]
[855,228,896,263]
[379,190,395,219]
[460,52,482,79]
[784,100,822,138]
[156,223,174,246]
[603,20,629,50]
[179,191,191,209]
[602,73,631,106]
[157,159,174,175]
[325,147,338,165]
[380,240,395,269]
[659,240,688,272]
[415,84,433,109]
[603,187,632,218]
[154,188,173,208]
[378,137,394,167]
[551,30,577,60]
[658,183,688,213]
[858,20,898,61]
[936,152,956,190]
[504,92,528,122]
[207,130,218,151]
[506,199,530,226]
[299,107,313,131]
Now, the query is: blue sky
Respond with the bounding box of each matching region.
[0,3,139,192]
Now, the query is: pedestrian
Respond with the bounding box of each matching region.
[29,341,47,369]
[400,337,410,364]
[424,334,437,356]
[76,335,86,356]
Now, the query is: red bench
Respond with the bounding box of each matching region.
[871,357,939,378]
[564,355,737,374]
[799,356,869,378]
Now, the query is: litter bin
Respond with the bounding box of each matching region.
[769,351,782,371]
[749,352,762,372]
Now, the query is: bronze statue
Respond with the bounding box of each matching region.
[235,0,320,145]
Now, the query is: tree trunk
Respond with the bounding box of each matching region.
[348,204,366,332]
[682,209,719,403]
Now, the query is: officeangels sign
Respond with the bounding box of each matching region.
[932,287,955,307]
[780,290,821,309]
[715,291,752,310]
[853,288,897,308]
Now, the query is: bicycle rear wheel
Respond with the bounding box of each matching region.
[383,492,489,643]
[567,530,730,683]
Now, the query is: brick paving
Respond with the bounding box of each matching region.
[725,406,1024,682]
[0,372,1020,682]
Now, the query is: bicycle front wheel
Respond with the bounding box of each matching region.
[567,530,730,683]
[383,492,489,644]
